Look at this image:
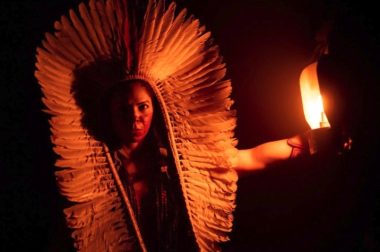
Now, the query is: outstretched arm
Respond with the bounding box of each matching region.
[231,128,352,172]
[231,134,307,172]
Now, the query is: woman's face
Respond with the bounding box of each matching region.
[110,81,154,146]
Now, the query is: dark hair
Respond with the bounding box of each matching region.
[71,59,125,145]
[106,79,155,102]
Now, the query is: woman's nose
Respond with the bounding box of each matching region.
[132,107,141,120]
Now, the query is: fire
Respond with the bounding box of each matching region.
[299,62,330,129]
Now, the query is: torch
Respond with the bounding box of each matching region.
[299,60,352,155]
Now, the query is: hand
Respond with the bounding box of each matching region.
[287,127,353,158]
[305,127,353,155]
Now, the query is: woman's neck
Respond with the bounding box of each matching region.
[118,141,147,180]
[121,141,143,159]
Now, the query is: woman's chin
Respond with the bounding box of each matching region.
[124,134,146,146]
[118,131,149,148]
[132,137,144,144]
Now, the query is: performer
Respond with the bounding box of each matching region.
[34,0,343,251]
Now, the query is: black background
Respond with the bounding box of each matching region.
[1,0,379,251]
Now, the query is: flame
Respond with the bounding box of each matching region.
[299,62,330,129]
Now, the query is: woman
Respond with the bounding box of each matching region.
[34,0,341,251]
[108,79,306,185]
[104,78,308,251]
[107,79,198,251]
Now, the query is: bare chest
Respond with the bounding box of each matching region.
[124,160,151,211]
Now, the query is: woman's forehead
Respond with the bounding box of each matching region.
[112,84,152,104]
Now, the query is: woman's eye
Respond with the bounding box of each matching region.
[139,104,149,111]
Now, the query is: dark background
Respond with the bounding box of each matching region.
[1,0,379,251]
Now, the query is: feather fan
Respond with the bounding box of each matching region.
[35,0,238,251]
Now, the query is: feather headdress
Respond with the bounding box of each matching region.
[35,0,238,251]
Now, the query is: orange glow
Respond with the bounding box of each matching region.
[299,62,330,129]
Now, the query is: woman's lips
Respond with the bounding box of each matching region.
[133,122,143,130]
